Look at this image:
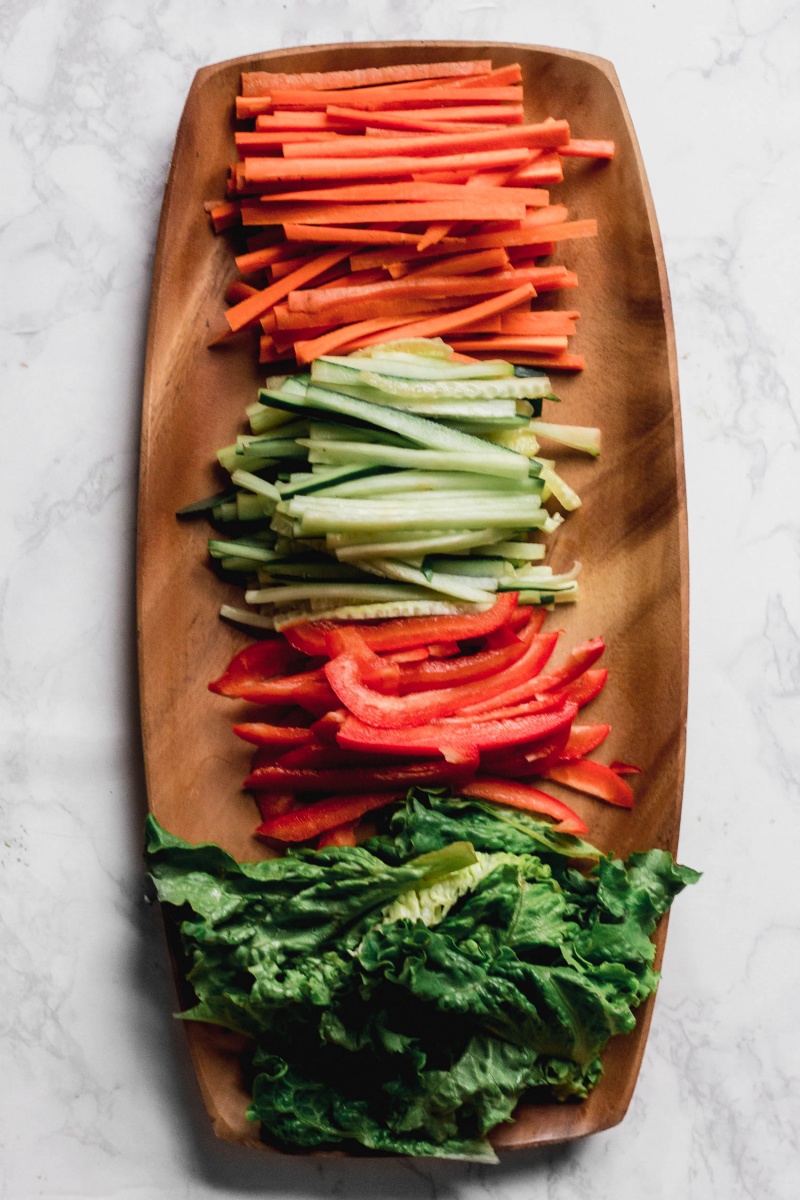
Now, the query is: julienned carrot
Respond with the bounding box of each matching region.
[261,180,547,204]
[445,335,570,354]
[254,112,354,130]
[559,139,616,158]
[509,152,564,185]
[268,87,524,111]
[223,247,351,334]
[234,243,309,274]
[240,60,493,96]
[258,335,294,364]
[403,248,510,278]
[273,297,460,329]
[235,131,350,152]
[288,271,541,315]
[241,147,531,182]
[391,219,592,257]
[281,121,570,159]
[225,280,259,304]
[327,104,525,127]
[294,316,419,364]
[424,63,522,88]
[364,122,504,136]
[500,310,579,335]
[282,224,464,247]
[334,282,536,351]
[206,201,240,232]
[240,199,528,226]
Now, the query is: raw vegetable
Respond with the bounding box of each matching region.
[145,789,698,1160]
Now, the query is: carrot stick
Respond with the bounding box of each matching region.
[254,112,354,131]
[236,96,275,118]
[508,152,564,185]
[291,271,541,316]
[240,147,531,182]
[328,104,525,128]
[267,86,524,111]
[240,198,528,226]
[281,121,570,159]
[282,223,462,246]
[223,247,351,334]
[294,316,419,364]
[500,310,579,335]
[225,280,259,304]
[258,335,294,364]
[403,248,510,278]
[559,139,616,159]
[234,243,301,274]
[235,131,349,153]
[364,121,503,135]
[260,180,547,204]
[206,201,240,232]
[446,335,570,354]
[274,297,460,329]
[338,282,536,349]
[240,60,493,96]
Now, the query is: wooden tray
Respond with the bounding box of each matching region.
[137,40,687,1156]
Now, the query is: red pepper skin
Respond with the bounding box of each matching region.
[439,695,563,726]
[233,669,339,714]
[552,667,608,708]
[325,627,400,692]
[244,757,477,792]
[533,638,606,693]
[383,646,430,664]
[425,640,461,658]
[208,639,301,696]
[337,702,577,761]
[325,626,560,729]
[310,708,348,743]
[285,593,518,656]
[257,792,404,842]
[460,778,588,834]
[317,821,358,848]
[559,724,611,759]
[542,760,635,808]
[479,726,571,776]
[395,628,532,694]
[609,760,642,776]
[233,723,315,748]
[256,793,295,823]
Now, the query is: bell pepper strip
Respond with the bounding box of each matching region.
[541,760,635,809]
[609,760,642,776]
[232,668,339,713]
[425,640,461,658]
[208,638,301,696]
[285,592,518,656]
[383,646,430,664]
[325,620,558,729]
[310,708,348,744]
[336,702,577,761]
[529,637,606,693]
[271,744,417,770]
[256,793,295,823]
[325,627,401,692]
[436,694,564,725]
[395,623,533,693]
[257,792,406,843]
[460,632,561,713]
[459,779,587,835]
[551,667,608,708]
[243,756,478,793]
[317,822,359,849]
[232,723,316,748]
[559,723,611,759]
[479,726,572,777]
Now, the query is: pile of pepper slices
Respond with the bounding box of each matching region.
[209,592,639,847]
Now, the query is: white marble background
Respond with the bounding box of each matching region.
[1,1,798,1197]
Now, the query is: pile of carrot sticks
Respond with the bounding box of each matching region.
[204,58,614,370]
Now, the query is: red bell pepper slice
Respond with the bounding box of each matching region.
[533,638,606,693]
[609,760,642,776]
[244,756,478,792]
[395,625,533,694]
[455,632,560,715]
[383,646,430,664]
[426,640,461,658]
[256,793,295,822]
[478,726,571,776]
[285,592,518,656]
[460,779,588,834]
[310,708,348,743]
[551,667,608,708]
[325,624,559,729]
[541,760,635,809]
[257,792,404,843]
[337,701,577,761]
[317,821,359,849]
[208,638,301,696]
[233,723,315,748]
[438,695,563,726]
[233,668,339,714]
[325,627,400,692]
[559,723,611,759]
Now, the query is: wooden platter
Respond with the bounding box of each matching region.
[137,40,687,1155]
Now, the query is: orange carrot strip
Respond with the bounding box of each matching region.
[241,198,528,226]
[328,104,524,128]
[241,147,530,182]
[348,211,568,270]
[236,96,275,118]
[234,244,299,274]
[404,248,510,278]
[258,335,294,364]
[223,247,351,334]
[254,112,354,131]
[339,283,536,350]
[274,297,459,329]
[235,132,350,155]
[272,325,333,353]
[267,86,523,111]
[240,60,493,96]
[288,271,541,314]
[559,139,616,158]
[282,223,458,246]
[364,121,503,135]
[257,181,546,204]
[508,152,564,185]
[294,316,418,364]
[446,335,570,354]
[392,217,590,257]
[281,121,570,159]
[225,280,259,304]
[500,311,579,335]
[399,64,523,91]
[206,201,240,232]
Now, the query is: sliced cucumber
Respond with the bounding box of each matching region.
[359,372,552,402]
[313,355,515,383]
[303,438,529,481]
[176,488,237,519]
[529,421,601,456]
[244,582,436,606]
[355,557,497,604]
[276,464,391,498]
[230,470,281,503]
[220,604,275,630]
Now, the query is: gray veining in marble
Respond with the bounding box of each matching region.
[1,2,798,1197]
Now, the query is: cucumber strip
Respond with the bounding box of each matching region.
[176,488,237,518]
[354,557,497,604]
[313,470,536,499]
[359,371,552,402]
[485,427,542,457]
[218,557,259,573]
[236,493,275,521]
[276,464,391,498]
[220,604,276,629]
[292,502,548,536]
[217,446,278,474]
[211,502,238,522]
[303,439,529,481]
[516,584,579,604]
[537,465,582,512]
[244,582,435,606]
[267,561,374,583]
[308,421,415,449]
[351,340,454,361]
[246,404,296,435]
[313,356,515,382]
[271,597,485,630]
[422,555,511,580]
[208,541,282,563]
[481,539,546,562]
[442,416,533,433]
[244,419,310,443]
[530,421,601,456]
[332,528,503,561]
[230,470,281,502]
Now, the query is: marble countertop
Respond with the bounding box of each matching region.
[1,2,798,1197]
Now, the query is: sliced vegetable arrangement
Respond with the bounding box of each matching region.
[146,790,699,1160]
[181,338,598,628]
[205,56,613,370]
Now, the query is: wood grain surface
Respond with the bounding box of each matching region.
[137,40,687,1156]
